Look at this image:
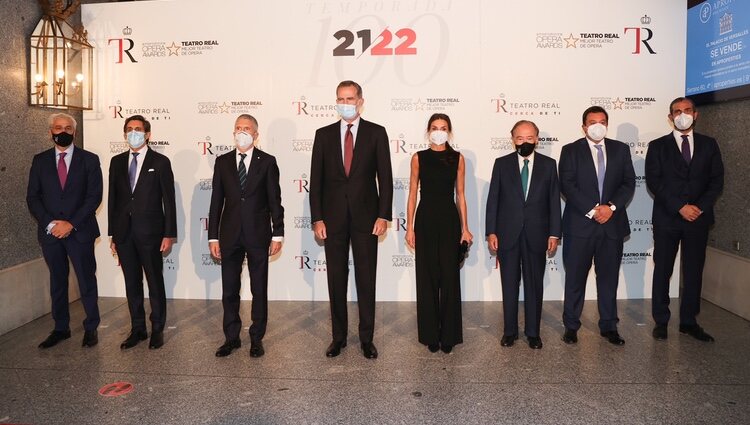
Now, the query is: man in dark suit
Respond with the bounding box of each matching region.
[646,97,724,342]
[108,115,176,350]
[209,114,284,358]
[486,120,561,350]
[559,106,635,346]
[309,80,393,359]
[27,113,102,349]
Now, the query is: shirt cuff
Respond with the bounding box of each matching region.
[208,239,218,243]
[549,236,560,239]
[272,236,284,242]
[46,222,56,234]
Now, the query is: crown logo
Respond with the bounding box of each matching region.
[122,26,132,36]
[640,15,651,25]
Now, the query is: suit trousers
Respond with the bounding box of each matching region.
[41,237,100,332]
[116,233,167,333]
[324,221,378,343]
[562,228,623,332]
[499,234,546,338]
[651,223,709,327]
[220,241,269,343]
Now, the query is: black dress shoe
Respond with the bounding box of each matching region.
[652,325,668,340]
[215,339,241,357]
[361,342,378,359]
[500,334,518,347]
[120,331,148,350]
[149,331,164,349]
[679,325,715,342]
[38,330,71,349]
[427,344,440,353]
[527,336,543,349]
[600,330,625,345]
[562,329,578,344]
[82,330,98,347]
[440,344,453,354]
[249,341,265,357]
[326,340,346,357]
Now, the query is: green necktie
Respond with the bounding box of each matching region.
[521,158,529,200]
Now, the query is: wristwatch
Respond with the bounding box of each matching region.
[607,202,616,211]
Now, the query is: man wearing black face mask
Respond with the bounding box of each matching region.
[27,113,103,349]
[485,120,561,349]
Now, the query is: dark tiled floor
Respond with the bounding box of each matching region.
[0,298,748,424]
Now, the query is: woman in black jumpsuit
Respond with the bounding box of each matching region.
[405,114,473,353]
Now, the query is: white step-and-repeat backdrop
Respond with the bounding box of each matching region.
[82,0,684,301]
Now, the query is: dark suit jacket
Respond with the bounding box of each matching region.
[309,118,393,234]
[108,147,177,244]
[208,148,284,249]
[486,152,562,252]
[27,146,102,244]
[645,132,724,228]
[559,138,635,239]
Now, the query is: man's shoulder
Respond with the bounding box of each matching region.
[359,118,386,132]
[648,133,673,145]
[32,147,55,161]
[561,138,586,153]
[75,146,100,159]
[694,132,717,144]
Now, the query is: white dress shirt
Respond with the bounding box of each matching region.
[339,117,360,160]
[673,129,694,158]
[585,137,609,218]
[47,144,76,232]
[517,151,535,199]
[129,147,149,189]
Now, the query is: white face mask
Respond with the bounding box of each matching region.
[127,131,146,149]
[234,131,254,149]
[335,103,358,120]
[429,130,449,145]
[586,123,607,142]
[673,113,694,131]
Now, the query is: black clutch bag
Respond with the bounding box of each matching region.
[458,241,469,264]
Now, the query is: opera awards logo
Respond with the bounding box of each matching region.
[198,100,263,115]
[589,96,656,111]
[391,97,460,112]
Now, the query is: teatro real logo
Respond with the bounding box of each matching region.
[292,96,337,118]
[108,101,172,121]
[391,97,459,112]
[490,93,561,116]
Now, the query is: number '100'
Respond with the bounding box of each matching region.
[333,28,417,56]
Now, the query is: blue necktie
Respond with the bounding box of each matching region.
[129,152,139,192]
[238,153,247,188]
[594,144,605,203]
[521,158,529,200]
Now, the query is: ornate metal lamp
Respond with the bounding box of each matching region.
[29,0,93,110]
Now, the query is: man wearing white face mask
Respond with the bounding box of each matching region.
[310,80,393,359]
[108,115,176,350]
[646,97,724,342]
[208,114,284,358]
[559,106,635,346]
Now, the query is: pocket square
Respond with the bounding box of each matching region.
[148,168,155,172]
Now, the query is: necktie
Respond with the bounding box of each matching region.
[129,152,139,192]
[344,124,353,176]
[594,144,605,203]
[520,158,529,200]
[57,152,67,189]
[681,135,691,164]
[238,153,247,188]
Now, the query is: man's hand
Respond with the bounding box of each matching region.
[110,240,117,256]
[313,221,327,240]
[679,204,702,222]
[547,237,559,257]
[269,241,282,256]
[209,241,221,259]
[160,237,174,253]
[593,205,613,224]
[372,218,388,236]
[487,234,498,252]
[51,220,73,238]
[405,230,416,250]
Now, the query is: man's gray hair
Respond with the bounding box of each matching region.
[48,113,77,131]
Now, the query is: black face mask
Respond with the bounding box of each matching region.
[52,131,74,147]
[516,142,535,157]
